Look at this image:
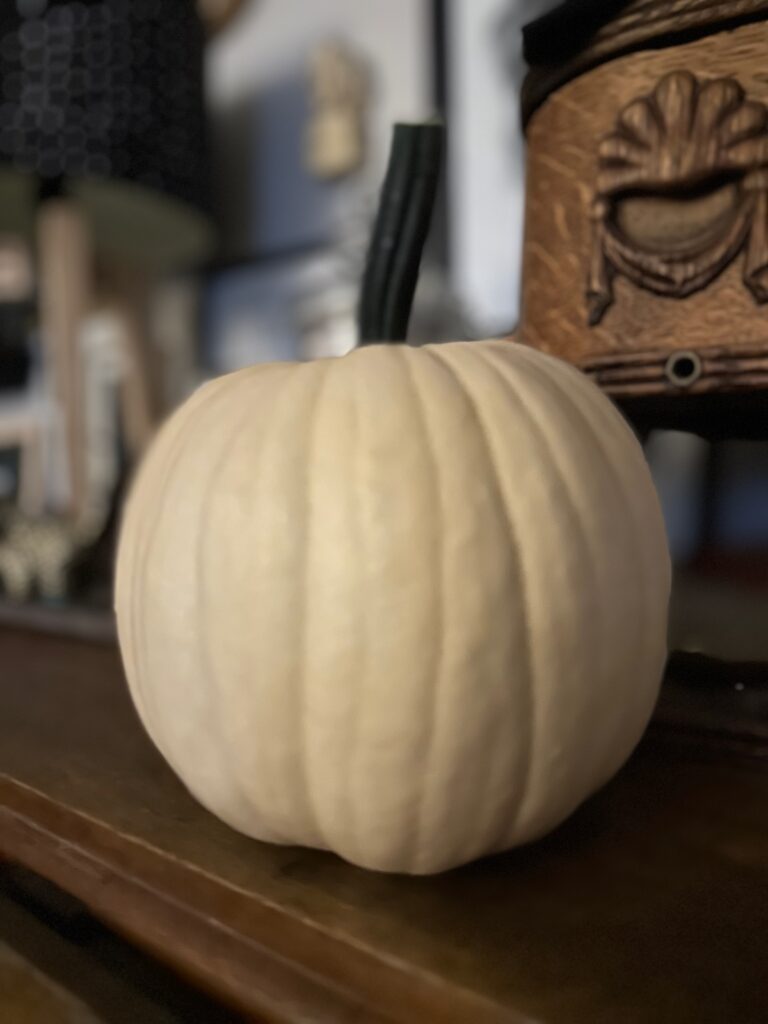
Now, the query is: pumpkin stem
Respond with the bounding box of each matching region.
[358,121,444,344]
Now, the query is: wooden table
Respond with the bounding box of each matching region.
[0,864,239,1023]
[1,624,768,1023]
[0,941,102,1024]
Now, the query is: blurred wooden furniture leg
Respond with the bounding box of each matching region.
[37,195,92,522]
[104,266,158,461]
[17,424,44,519]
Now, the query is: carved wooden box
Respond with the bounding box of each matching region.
[521,1,768,432]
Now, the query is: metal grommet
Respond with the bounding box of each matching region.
[665,350,702,388]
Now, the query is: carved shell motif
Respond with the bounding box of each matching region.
[588,71,768,326]
[597,71,768,197]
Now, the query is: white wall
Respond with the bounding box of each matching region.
[206,0,434,257]
[447,0,560,334]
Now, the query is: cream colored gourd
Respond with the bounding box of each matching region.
[115,340,670,875]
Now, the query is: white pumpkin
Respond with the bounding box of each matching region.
[115,340,670,874]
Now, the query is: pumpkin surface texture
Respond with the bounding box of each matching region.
[115,340,670,874]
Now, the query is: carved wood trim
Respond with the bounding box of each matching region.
[587,71,768,324]
[581,339,768,394]
[520,18,768,414]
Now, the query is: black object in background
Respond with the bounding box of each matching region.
[523,0,634,66]
[0,0,211,270]
[0,0,208,211]
[0,304,32,391]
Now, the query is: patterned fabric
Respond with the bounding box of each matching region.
[0,0,209,212]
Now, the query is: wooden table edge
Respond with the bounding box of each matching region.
[0,775,534,1024]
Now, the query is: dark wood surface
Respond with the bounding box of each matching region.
[0,940,103,1024]
[618,389,768,439]
[0,866,239,1023]
[2,625,768,1023]
[0,601,115,644]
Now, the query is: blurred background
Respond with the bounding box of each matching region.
[0,0,765,668]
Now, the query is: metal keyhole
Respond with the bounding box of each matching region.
[665,351,702,388]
